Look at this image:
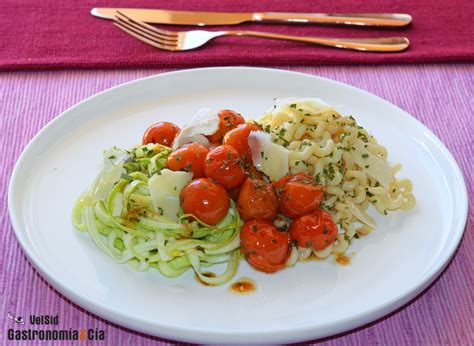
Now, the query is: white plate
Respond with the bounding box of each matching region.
[8,67,467,344]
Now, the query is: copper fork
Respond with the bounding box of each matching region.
[113,11,409,52]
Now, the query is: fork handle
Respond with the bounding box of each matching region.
[225,31,409,52]
[254,13,412,27]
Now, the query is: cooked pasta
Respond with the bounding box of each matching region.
[257,98,415,259]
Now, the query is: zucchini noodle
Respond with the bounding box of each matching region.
[72,144,242,285]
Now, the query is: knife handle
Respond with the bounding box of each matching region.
[253,13,412,27]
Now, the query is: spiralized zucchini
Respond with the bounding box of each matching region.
[72,144,242,285]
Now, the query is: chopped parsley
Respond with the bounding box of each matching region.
[315,173,321,184]
[358,132,369,143]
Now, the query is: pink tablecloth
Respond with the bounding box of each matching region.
[1,0,474,70]
[1,65,472,345]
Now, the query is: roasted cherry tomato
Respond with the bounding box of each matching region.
[244,165,266,180]
[237,178,278,221]
[278,181,323,218]
[204,145,245,190]
[274,172,323,217]
[207,110,245,143]
[273,172,315,191]
[289,210,338,251]
[180,178,230,225]
[166,142,209,178]
[240,220,291,273]
[142,121,180,147]
[222,123,261,163]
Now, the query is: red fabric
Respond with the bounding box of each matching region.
[1,0,473,70]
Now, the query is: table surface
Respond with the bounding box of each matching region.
[0,65,472,345]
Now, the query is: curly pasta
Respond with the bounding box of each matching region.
[257,98,415,259]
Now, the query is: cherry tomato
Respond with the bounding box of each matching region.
[204,145,245,190]
[142,122,180,147]
[222,123,261,163]
[274,172,323,217]
[274,172,315,192]
[180,178,230,225]
[207,110,245,143]
[278,181,323,218]
[244,165,266,180]
[240,220,291,273]
[237,178,278,221]
[166,142,209,178]
[289,210,338,251]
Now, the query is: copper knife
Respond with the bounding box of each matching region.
[91,8,412,27]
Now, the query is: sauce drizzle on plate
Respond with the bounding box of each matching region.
[336,254,351,266]
[229,277,256,294]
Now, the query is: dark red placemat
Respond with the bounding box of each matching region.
[1,0,473,70]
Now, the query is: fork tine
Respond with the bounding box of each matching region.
[115,12,178,43]
[114,16,179,46]
[116,11,179,40]
[114,18,178,48]
[113,22,177,51]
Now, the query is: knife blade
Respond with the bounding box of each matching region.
[91,8,412,27]
[92,8,252,26]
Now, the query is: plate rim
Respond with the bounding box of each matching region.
[7,66,468,343]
